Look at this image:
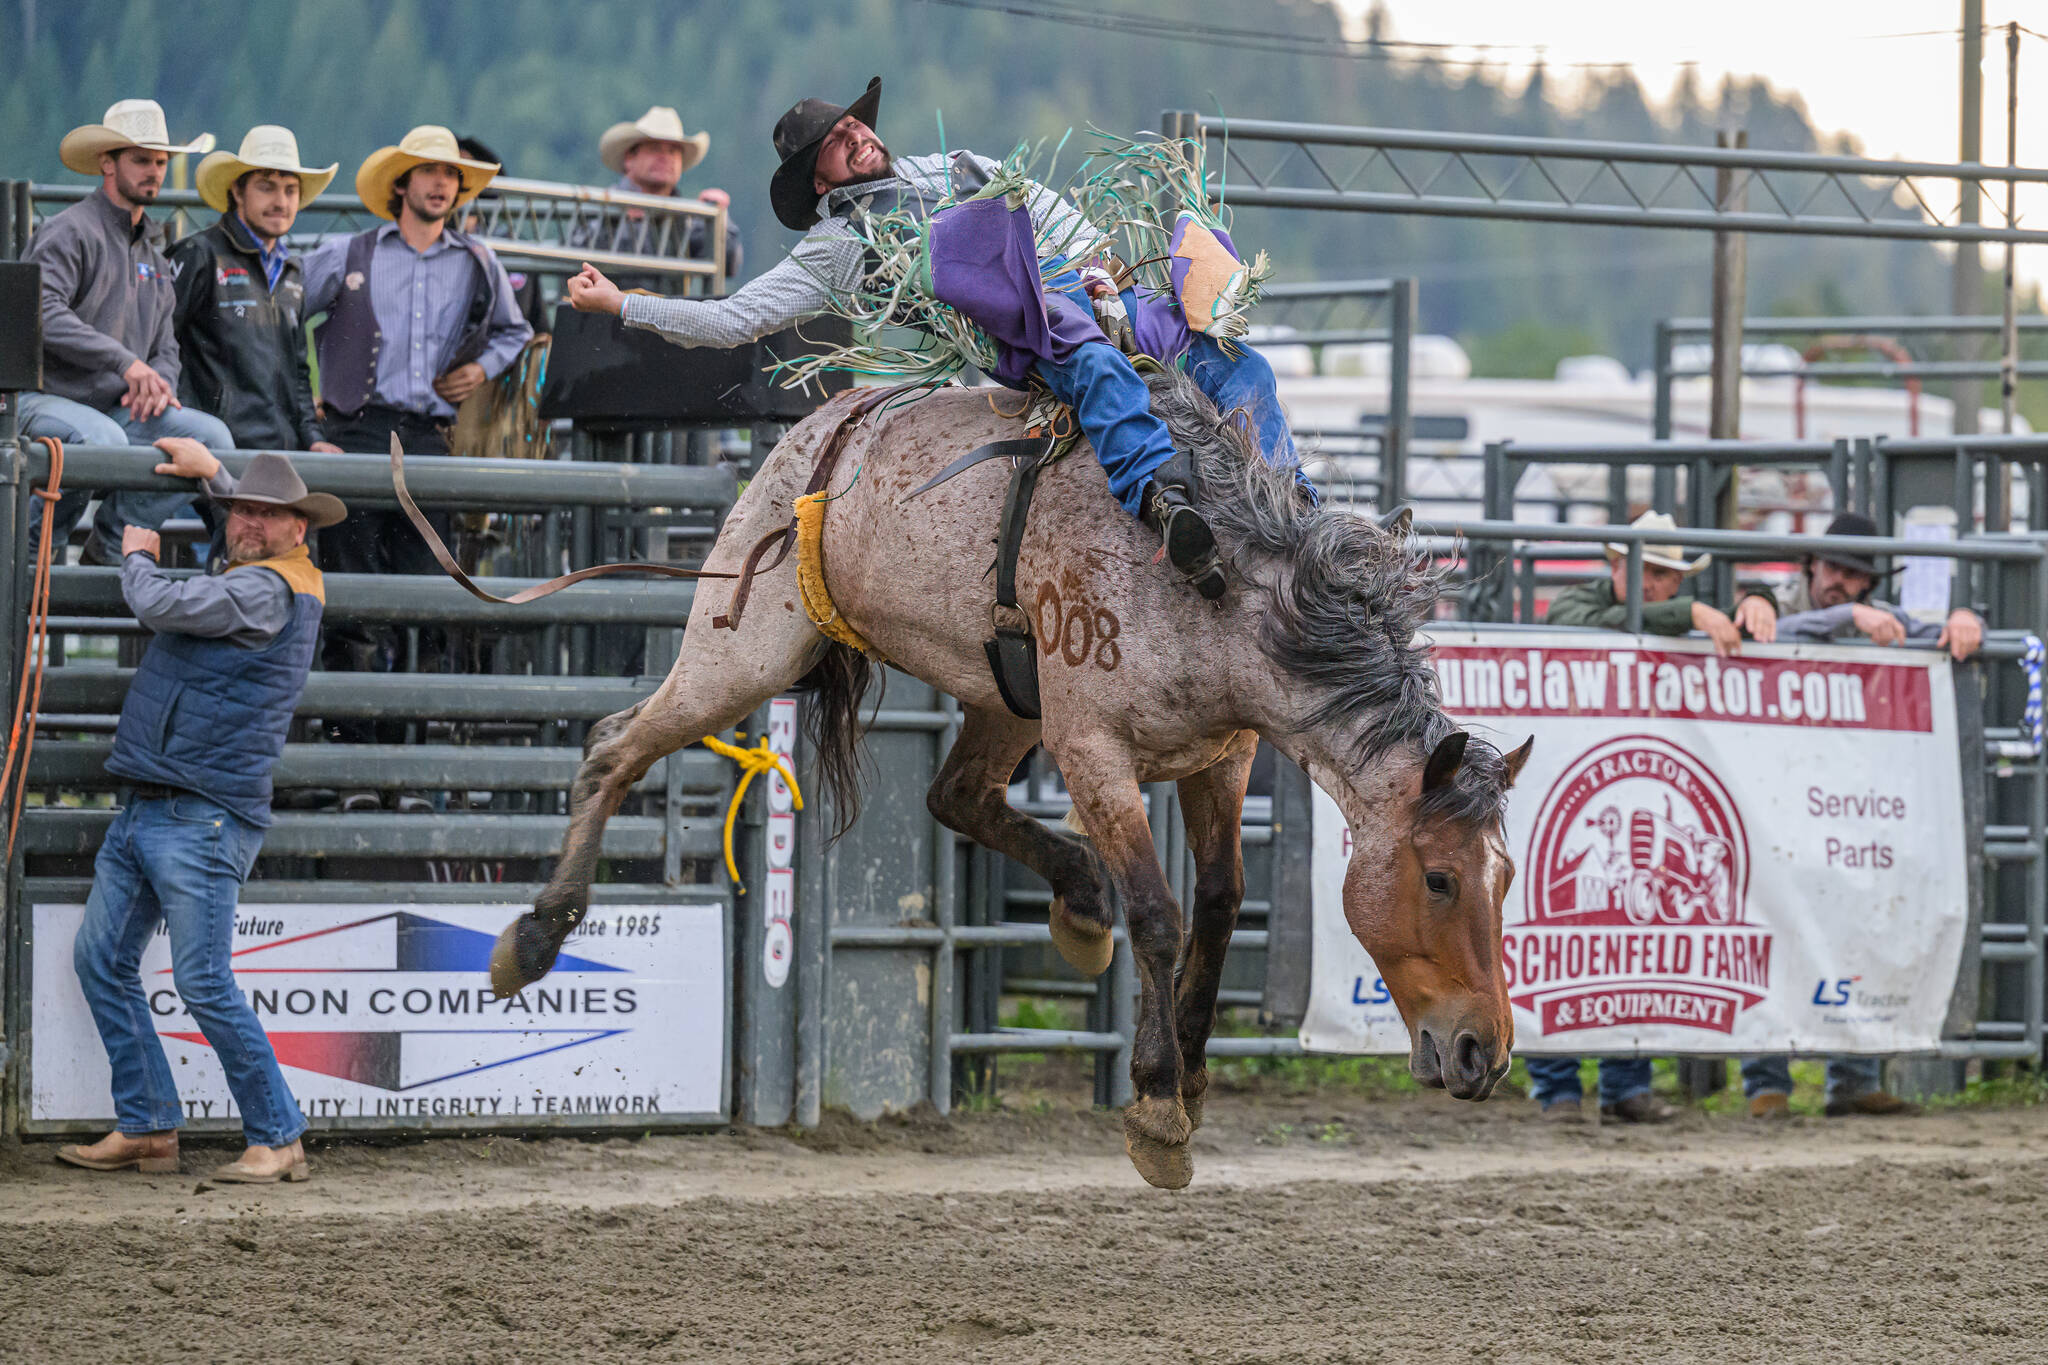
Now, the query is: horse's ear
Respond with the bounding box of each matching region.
[1503,736,1535,787]
[1378,505,1413,539]
[1422,731,1468,792]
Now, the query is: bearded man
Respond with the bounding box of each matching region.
[567,78,1301,599]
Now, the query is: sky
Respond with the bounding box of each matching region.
[1332,0,2047,293]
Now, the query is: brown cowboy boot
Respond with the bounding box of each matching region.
[1142,453,1225,600]
[56,1130,180,1173]
[211,1138,310,1184]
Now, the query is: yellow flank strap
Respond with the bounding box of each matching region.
[700,733,805,893]
[793,489,887,660]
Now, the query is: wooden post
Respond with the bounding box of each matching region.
[1952,0,1984,436]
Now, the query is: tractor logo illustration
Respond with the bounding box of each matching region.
[1526,734,1750,930]
[1509,735,1768,1037]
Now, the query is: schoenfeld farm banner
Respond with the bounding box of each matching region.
[1302,630,1971,1056]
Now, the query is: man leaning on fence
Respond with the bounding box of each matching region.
[1529,512,1776,1123]
[576,105,742,283]
[1734,510,1980,1120]
[298,125,532,798]
[167,126,344,459]
[58,442,345,1184]
[19,100,235,563]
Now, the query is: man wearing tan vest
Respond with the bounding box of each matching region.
[59,443,345,1184]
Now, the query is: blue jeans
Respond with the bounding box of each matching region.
[1032,334,1302,518]
[1184,333,1297,469]
[1526,1055,1655,1107]
[16,392,232,559]
[71,791,306,1147]
[1741,1055,1886,1106]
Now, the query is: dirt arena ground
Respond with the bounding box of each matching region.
[6,1081,2048,1364]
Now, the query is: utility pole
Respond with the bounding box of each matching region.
[2000,21,2020,438]
[1952,0,1984,435]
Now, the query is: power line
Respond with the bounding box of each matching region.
[910,0,1697,69]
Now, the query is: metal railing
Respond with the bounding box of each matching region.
[1167,112,2048,246]
[0,425,751,1132]
[1420,518,2047,1064]
[1651,314,2048,443]
[8,177,727,287]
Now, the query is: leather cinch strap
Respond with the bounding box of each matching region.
[389,434,736,604]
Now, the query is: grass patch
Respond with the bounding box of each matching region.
[1922,1069,2048,1111]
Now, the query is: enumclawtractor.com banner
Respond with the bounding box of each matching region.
[1302,629,1970,1056]
[30,902,726,1125]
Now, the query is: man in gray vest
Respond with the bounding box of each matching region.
[21,99,235,562]
[300,125,531,777]
[58,440,344,1184]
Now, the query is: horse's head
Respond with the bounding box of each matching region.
[1343,731,1533,1100]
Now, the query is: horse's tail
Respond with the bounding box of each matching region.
[793,641,875,840]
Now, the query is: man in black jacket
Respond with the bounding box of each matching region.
[170,126,342,455]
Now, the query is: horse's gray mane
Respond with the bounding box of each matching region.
[1142,367,1510,826]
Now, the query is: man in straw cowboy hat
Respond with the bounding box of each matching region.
[168,125,344,455]
[59,440,345,1184]
[21,99,234,563]
[576,105,741,278]
[1545,510,1777,658]
[1531,511,1777,1124]
[300,126,531,785]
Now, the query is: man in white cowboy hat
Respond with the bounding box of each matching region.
[575,105,741,278]
[20,99,234,563]
[168,125,344,455]
[58,439,345,1184]
[1531,510,1776,1125]
[299,126,531,785]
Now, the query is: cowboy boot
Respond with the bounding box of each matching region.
[1142,453,1226,600]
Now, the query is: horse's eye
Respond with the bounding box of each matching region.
[1425,871,1454,898]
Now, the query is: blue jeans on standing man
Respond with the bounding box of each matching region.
[1525,1055,1655,1108]
[71,791,306,1148]
[1740,1055,1886,1107]
[16,391,232,560]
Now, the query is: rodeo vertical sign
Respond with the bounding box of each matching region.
[1302,630,1972,1056]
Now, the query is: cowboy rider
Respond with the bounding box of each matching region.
[565,78,1299,600]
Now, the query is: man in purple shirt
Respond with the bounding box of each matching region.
[299,126,532,784]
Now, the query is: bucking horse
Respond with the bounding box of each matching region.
[486,369,1533,1188]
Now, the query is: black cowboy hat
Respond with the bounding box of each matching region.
[1809,511,1895,579]
[227,451,347,529]
[768,76,881,232]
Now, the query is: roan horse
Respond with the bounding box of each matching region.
[489,369,1533,1188]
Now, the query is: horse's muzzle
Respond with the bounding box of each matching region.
[1411,1024,1510,1100]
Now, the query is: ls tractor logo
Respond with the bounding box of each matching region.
[1813,975,1863,1007]
[1352,976,1390,1006]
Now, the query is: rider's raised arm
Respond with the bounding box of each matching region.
[620,224,865,350]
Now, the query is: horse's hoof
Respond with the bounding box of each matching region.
[1122,1099,1194,1189]
[1181,1069,1209,1133]
[489,914,564,999]
[1048,898,1114,978]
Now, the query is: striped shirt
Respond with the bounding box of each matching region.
[621,151,1105,349]
[302,223,533,418]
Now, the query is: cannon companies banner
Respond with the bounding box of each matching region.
[29,902,726,1126]
[1302,630,1971,1056]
